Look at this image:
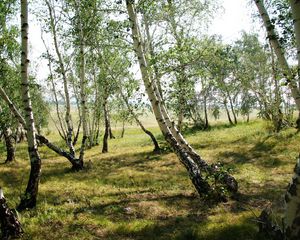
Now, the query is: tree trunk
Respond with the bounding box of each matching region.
[143,12,164,99]
[126,1,211,196]
[271,45,283,132]
[41,33,67,141]
[120,90,161,153]
[46,0,75,156]
[0,188,23,239]
[3,127,15,163]
[73,118,81,146]
[17,0,42,211]
[290,0,300,129]
[126,0,238,196]
[203,95,209,129]
[224,99,233,125]
[0,86,83,170]
[284,156,300,239]
[78,18,88,165]
[108,112,115,139]
[289,0,300,87]
[254,0,300,127]
[228,94,237,124]
[121,120,125,138]
[102,97,109,153]
[95,123,100,145]
[89,67,99,148]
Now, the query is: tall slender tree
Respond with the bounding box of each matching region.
[17,0,42,211]
[254,0,300,128]
[125,0,237,198]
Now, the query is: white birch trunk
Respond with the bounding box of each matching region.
[126,0,211,196]
[284,157,300,239]
[46,0,75,156]
[289,0,300,88]
[0,86,83,169]
[284,3,300,238]
[254,0,300,113]
[41,33,67,140]
[78,33,88,163]
[18,0,42,211]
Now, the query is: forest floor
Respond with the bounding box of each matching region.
[0,120,299,240]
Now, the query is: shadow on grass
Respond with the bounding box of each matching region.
[71,209,265,240]
[217,134,294,168]
[235,179,287,209]
[182,121,238,136]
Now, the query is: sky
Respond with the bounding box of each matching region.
[208,0,262,43]
[28,0,264,83]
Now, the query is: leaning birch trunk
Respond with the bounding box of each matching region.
[147,64,236,192]
[142,8,228,181]
[254,0,300,128]
[102,57,162,152]
[0,86,83,170]
[127,0,238,195]
[126,0,211,196]
[17,0,42,211]
[143,13,164,99]
[120,90,161,153]
[0,188,23,239]
[157,86,237,192]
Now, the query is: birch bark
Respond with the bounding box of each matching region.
[17,0,42,211]
[78,17,88,164]
[126,0,238,195]
[0,86,83,170]
[126,0,211,196]
[289,0,300,86]
[0,188,23,239]
[254,0,300,122]
[284,157,300,239]
[284,1,300,238]
[3,126,15,163]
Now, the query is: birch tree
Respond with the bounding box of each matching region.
[283,1,300,238]
[254,0,300,128]
[0,188,23,239]
[125,0,237,198]
[254,1,300,239]
[17,0,42,211]
[45,0,76,157]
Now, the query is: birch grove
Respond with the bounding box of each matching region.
[1,0,300,239]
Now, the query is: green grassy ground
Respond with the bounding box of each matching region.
[0,120,299,239]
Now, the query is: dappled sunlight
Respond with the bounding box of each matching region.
[1,120,299,239]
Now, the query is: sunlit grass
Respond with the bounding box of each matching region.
[0,119,299,239]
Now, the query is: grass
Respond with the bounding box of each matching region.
[0,119,299,239]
